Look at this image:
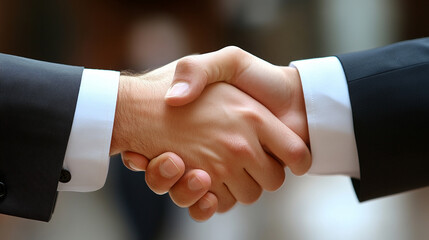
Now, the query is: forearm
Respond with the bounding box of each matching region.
[110,72,172,156]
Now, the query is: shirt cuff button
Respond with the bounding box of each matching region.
[59,169,72,183]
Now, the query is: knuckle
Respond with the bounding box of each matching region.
[176,56,199,75]
[239,107,264,125]
[224,137,254,157]
[222,46,245,56]
[222,46,248,69]
[213,164,232,180]
[175,56,208,87]
[287,141,309,167]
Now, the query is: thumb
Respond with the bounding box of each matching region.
[165,46,249,106]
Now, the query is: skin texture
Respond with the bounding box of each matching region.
[166,47,309,149]
[121,151,218,221]
[119,47,311,221]
[110,60,309,215]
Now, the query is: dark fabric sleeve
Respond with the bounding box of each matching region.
[336,38,429,201]
[0,53,83,221]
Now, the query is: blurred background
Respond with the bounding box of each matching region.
[1,0,429,239]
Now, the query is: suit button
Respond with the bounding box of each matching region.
[59,169,72,183]
[0,182,6,199]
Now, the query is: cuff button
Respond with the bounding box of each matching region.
[59,169,72,183]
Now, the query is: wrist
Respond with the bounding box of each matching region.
[281,66,310,146]
[110,73,168,156]
[110,75,135,155]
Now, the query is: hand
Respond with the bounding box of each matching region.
[121,151,217,221]
[165,46,311,173]
[110,60,309,215]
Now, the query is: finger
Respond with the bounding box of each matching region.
[224,169,263,204]
[145,152,185,195]
[189,192,218,222]
[244,149,286,192]
[121,151,149,172]
[212,181,237,213]
[258,116,312,176]
[165,46,250,106]
[169,169,211,207]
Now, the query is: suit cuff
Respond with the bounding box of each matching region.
[58,69,119,192]
[290,57,360,178]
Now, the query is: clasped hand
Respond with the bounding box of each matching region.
[110,47,312,221]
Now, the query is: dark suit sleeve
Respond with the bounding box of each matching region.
[0,53,83,221]
[337,38,429,201]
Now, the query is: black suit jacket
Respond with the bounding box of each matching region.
[337,38,429,201]
[0,53,83,221]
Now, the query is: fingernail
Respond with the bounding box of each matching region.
[128,161,143,172]
[199,197,212,210]
[160,158,180,178]
[188,176,203,191]
[165,82,189,98]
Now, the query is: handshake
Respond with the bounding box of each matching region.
[110,47,312,221]
[2,38,425,222]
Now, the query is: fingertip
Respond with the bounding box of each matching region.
[145,152,186,195]
[290,152,312,176]
[189,192,218,222]
[169,169,212,208]
[121,151,149,172]
[164,79,205,107]
[192,169,212,188]
[161,152,186,177]
[288,143,312,176]
[165,81,192,105]
[165,56,208,106]
[164,91,195,107]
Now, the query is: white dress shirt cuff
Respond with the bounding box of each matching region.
[58,69,120,192]
[290,57,360,179]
